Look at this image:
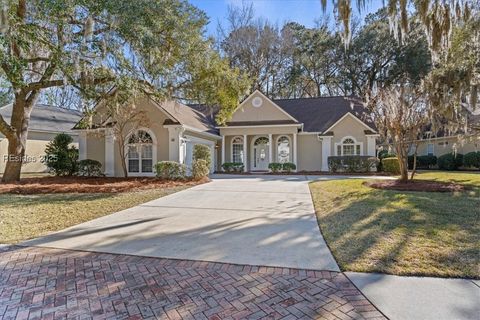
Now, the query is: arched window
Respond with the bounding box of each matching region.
[277,136,290,163]
[337,137,361,156]
[231,136,244,163]
[127,130,154,173]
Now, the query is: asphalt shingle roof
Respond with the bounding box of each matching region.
[0,103,82,133]
[273,96,375,133]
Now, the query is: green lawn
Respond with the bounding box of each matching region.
[309,171,480,278]
[0,186,190,244]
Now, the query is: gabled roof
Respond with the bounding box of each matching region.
[159,100,218,135]
[0,103,82,133]
[273,96,376,133]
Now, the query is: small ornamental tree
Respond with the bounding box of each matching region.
[366,84,431,182]
[193,144,211,168]
[43,133,78,176]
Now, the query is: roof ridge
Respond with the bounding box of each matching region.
[273,95,358,101]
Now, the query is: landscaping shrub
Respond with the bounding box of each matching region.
[408,155,437,169]
[377,150,395,171]
[221,162,244,172]
[268,162,283,173]
[155,161,186,179]
[463,151,480,168]
[192,159,209,180]
[282,162,296,172]
[438,153,464,170]
[43,133,78,176]
[78,159,104,177]
[328,156,378,173]
[381,157,401,174]
[193,144,211,168]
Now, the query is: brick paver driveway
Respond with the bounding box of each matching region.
[0,246,385,320]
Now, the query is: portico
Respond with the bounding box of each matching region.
[219,125,300,172]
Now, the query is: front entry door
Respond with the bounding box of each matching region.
[252,137,269,170]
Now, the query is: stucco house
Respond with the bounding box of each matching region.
[0,104,82,174]
[76,90,379,176]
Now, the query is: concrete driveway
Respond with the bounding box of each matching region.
[24,175,339,271]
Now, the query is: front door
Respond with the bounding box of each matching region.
[252,137,270,170]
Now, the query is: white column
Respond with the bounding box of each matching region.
[104,128,115,176]
[221,135,226,169]
[321,136,332,171]
[268,133,273,165]
[293,132,298,171]
[78,131,87,160]
[167,126,183,162]
[243,134,248,172]
[367,135,377,156]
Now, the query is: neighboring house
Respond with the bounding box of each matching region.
[0,104,82,174]
[414,135,479,157]
[77,90,379,176]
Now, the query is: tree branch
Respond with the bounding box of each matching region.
[0,114,15,138]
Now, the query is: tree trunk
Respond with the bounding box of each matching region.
[117,139,128,178]
[1,95,35,183]
[394,143,409,182]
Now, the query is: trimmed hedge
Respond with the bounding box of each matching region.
[43,133,79,176]
[437,153,464,171]
[155,161,186,179]
[377,150,396,171]
[221,162,244,173]
[193,144,211,168]
[408,155,437,169]
[463,151,480,168]
[192,159,209,179]
[381,157,401,174]
[282,162,296,172]
[268,162,283,173]
[328,156,379,173]
[78,159,104,177]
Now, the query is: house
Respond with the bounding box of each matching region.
[0,104,82,174]
[77,90,379,176]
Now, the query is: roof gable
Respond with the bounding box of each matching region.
[230,90,299,124]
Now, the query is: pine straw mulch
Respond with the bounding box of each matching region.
[364,179,466,192]
[0,176,208,194]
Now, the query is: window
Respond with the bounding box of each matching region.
[427,143,434,156]
[277,136,290,163]
[337,137,361,156]
[127,130,154,173]
[232,136,244,163]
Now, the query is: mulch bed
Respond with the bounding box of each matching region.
[364,179,466,192]
[0,176,208,194]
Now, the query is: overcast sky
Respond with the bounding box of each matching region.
[189,0,385,35]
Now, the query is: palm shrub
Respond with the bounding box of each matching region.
[438,153,464,170]
[192,159,209,179]
[193,144,211,168]
[155,161,186,179]
[463,151,480,168]
[43,133,78,176]
[78,159,104,177]
[268,162,283,173]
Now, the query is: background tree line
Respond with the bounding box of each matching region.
[217,3,431,99]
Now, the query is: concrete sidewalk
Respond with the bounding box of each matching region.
[346,272,480,320]
[24,175,339,271]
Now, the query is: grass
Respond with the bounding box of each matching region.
[0,186,191,244]
[309,171,480,278]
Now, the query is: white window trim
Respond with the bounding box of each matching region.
[125,127,157,176]
[276,135,292,163]
[427,143,434,156]
[231,135,244,163]
[334,136,363,156]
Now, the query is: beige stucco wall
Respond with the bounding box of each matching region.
[416,136,480,156]
[0,131,78,174]
[297,134,322,171]
[231,91,293,122]
[220,126,298,136]
[331,115,369,155]
[86,131,105,171]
